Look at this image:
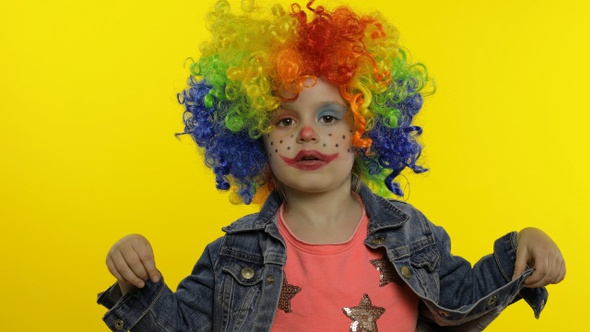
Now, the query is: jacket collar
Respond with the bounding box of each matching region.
[357,184,410,234]
[222,190,282,234]
[223,184,409,234]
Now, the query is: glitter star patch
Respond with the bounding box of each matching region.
[278,277,301,313]
[343,294,385,332]
[370,257,404,287]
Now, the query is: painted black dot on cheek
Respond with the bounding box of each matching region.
[335,144,339,147]
[275,149,278,153]
[290,134,294,138]
[347,149,350,153]
[271,141,273,146]
[287,146,291,150]
[323,143,326,147]
[349,130,353,133]
[342,135,346,139]
[280,140,283,144]
[328,133,332,136]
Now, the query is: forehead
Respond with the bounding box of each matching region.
[280,78,347,110]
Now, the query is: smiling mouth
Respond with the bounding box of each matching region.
[280,150,339,170]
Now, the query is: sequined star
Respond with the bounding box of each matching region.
[370,257,404,287]
[278,277,301,313]
[343,294,386,332]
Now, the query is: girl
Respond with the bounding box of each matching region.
[98,1,565,331]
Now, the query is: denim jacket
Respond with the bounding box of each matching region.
[98,184,548,331]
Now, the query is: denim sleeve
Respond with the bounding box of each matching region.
[97,241,220,332]
[431,223,547,318]
[491,231,548,317]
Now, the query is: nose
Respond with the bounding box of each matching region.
[296,125,318,143]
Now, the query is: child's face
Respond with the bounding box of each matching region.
[263,78,356,195]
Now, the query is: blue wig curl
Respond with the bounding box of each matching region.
[180,77,268,204]
[364,85,427,196]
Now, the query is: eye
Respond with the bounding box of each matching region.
[276,117,296,127]
[319,115,337,124]
[317,104,345,125]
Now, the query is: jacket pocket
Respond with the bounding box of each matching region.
[218,258,265,331]
[410,243,440,273]
[220,259,263,311]
[399,243,441,301]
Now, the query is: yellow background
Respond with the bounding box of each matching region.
[1,0,587,330]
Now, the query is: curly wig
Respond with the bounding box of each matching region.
[179,0,432,204]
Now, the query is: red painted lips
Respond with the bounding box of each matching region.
[280,150,339,170]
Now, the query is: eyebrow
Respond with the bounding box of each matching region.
[318,103,348,112]
[278,101,347,111]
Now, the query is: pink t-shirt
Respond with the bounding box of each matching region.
[271,202,419,331]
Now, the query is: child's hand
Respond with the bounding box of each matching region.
[513,227,566,288]
[106,234,162,293]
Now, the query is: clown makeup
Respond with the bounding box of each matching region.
[263,78,356,195]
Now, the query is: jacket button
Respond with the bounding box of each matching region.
[241,267,255,279]
[401,266,412,279]
[371,237,385,245]
[486,295,497,306]
[266,275,275,285]
[113,319,124,330]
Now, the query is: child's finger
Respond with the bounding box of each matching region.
[523,258,547,288]
[525,249,566,287]
[136,244,161,283]
[512,247,529,280]
[106,255,124,282]
[113,250,147,288]
[525,254,560,288]
[124,249,151,282]
[549,250,566,284]
[556,259,566,283]
[541,253,565,285]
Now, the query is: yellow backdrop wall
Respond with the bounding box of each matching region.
[1,0,586,330]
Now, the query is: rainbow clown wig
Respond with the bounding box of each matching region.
[179,0,432,204]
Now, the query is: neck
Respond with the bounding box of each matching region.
[281,182,363,244]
